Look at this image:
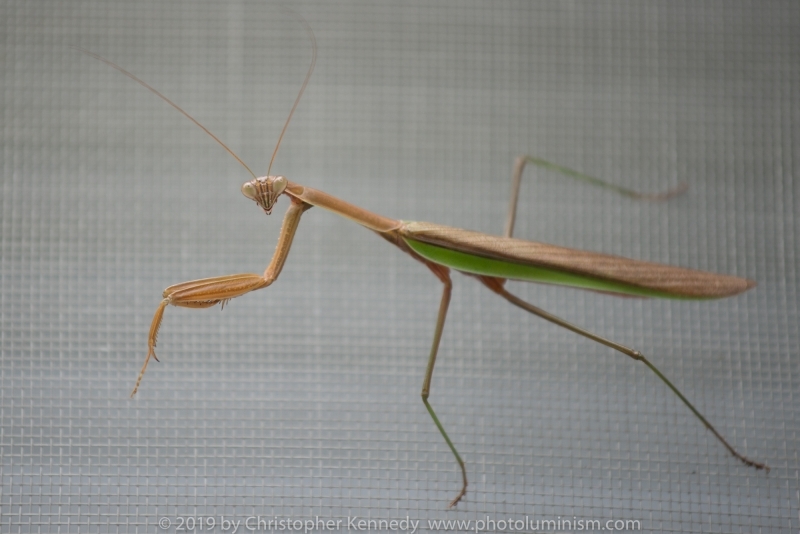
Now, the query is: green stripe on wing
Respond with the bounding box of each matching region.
[404,237,698,300]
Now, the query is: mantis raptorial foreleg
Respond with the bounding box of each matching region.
[131,195,311,397]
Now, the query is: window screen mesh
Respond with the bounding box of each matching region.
[1,1,797,532]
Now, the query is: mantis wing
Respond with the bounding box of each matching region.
[399,221,754,299]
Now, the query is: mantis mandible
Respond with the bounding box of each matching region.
[78,22,768,507]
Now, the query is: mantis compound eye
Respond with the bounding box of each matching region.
[271,175,287,195]
[240,181,257,200]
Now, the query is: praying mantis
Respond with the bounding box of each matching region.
[78,22,768,508]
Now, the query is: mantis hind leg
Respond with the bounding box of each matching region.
[477,275,768,472]
[504,155,689,239]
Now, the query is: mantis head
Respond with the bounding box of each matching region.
[241,175,288,215]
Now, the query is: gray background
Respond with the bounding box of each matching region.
[1,0,797,532]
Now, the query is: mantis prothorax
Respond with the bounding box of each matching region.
[78,27,767,507]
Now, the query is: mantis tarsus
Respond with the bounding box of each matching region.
[79,24,768,507]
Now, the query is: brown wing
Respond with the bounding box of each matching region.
[399,221,754,299]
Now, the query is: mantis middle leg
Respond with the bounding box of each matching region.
[417,260,469,508]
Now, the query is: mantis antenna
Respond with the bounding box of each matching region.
[267,10,317,176]
[73,9,317,181]
[72,46,257,179]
